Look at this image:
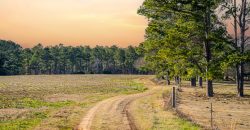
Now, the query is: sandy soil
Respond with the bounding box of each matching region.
[77,80,160,130]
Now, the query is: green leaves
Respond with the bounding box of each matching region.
[138,0,229,80]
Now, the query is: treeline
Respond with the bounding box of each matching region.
[0,40,148,75]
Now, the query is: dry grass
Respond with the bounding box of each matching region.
[129,83,201,130]
[177,81,250,130]
[0,75,151,130]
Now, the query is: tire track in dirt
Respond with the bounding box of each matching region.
[77,81,161,130]
[77,97,118,130]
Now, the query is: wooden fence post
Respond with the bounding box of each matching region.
[211,102,213,130]
[172,86,176,108]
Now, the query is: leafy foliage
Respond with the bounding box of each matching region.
[138,0,229,80]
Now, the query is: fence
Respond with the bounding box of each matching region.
[165,86,217,130]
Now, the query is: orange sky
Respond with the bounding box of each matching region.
[0,0,148,48]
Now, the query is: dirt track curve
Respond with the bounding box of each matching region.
[77,80,160,130]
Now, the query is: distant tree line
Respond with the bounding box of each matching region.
[0,40,148,75]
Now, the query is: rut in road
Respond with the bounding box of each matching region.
[77,80,160,130]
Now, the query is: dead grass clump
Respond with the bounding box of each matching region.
[0,108,29,120]
[45,94,85,102]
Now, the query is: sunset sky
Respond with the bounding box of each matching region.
[0,0,148,48]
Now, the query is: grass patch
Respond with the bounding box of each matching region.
[0,112,48,130]
[0,97,75,109]
[14,98,75,109]
[129,82,148,92]
[172,118,200,130]
[1,118,41,130]
[130,86,200,130]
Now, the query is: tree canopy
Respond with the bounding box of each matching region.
[138,0,250,97]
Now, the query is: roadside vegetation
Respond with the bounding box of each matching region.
[129,84,200,130]
[0,75,149,129]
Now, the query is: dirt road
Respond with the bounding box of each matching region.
[77,80,161,130]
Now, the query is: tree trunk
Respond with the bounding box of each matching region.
[236,65,240,93]
[199,76,203,87]
[25,65,29,75]
[86,61,89,73]
[238,63,244,97]
[237,0,247,97]
[205,4,213,97]
[207,79,213,97]
[166,75,170,85]
[175,76,180,86]
[191,77,196,87]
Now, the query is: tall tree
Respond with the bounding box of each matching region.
[84,46,92,73]
[114,48,126,73]
[125,46,138,74]
[221,0,250,97]
[41,47,52,74]
[0,40,23,75]
[138,0,226,96]
[30,44,44,75]
[22,48,33,74]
